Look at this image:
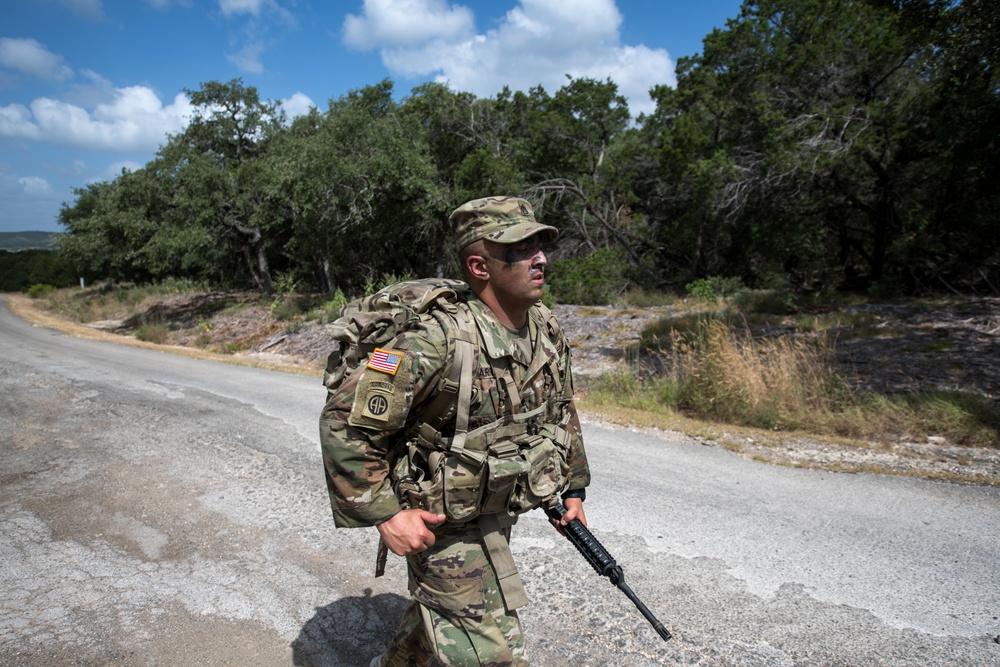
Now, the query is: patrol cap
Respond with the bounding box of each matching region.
[450,196,559,251]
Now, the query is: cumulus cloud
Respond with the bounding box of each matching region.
[219,0,265,17]
[0,86,194,153]
[343,0,475,50]
[0,38,74,81]
[18,175,56,198]
[227,42,265,73]
[341,0,675,117]
[0,167,63,232]
[281,92,315,119]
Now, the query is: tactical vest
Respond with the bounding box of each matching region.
[324,279,574,523]
[324,279,575,611]
[393,298,574,525]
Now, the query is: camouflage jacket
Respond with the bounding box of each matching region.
[320,296,590,529]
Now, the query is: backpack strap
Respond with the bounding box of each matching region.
[444,324,481,465]
[417,304,485,467]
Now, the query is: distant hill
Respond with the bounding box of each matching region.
[0,232,60,251]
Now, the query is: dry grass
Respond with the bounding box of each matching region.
[672,320,854,432]
[590,318,1000,449]
[7,286,999,482]
[2,291,318,377]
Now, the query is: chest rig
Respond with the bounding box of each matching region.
[387,299,575,612]
[392,299,574,524]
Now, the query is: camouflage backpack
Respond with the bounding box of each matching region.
[322,277,479,440]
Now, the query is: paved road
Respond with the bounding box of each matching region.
[1,298,998,666]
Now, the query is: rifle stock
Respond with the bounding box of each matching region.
[544,502,672,642]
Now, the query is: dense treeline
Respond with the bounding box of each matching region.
[0,249,75,292]
[57,0,999,299]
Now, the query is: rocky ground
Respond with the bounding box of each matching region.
[7,291,999,485]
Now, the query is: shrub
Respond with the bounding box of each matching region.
[135,323,169,344]
[271,298,304,321]
[732,289,798,315]
[541,284,556,309]
[364,272,415,296]
[638,311,741,352]
[685,276,744,303]
[548,248,629,305]
[307,289,349,323]
[621,288,676,308]
[27,283,57,298]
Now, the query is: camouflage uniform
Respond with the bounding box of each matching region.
[320,197,590,667]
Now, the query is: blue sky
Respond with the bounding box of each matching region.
[1,0,744,233]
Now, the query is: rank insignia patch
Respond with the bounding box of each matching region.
[367,348,403,375]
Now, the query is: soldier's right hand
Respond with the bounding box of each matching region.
[376,509,447,556]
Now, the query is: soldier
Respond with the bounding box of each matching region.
[320,196,591,667]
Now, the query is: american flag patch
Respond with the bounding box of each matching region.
[366,348,403,375]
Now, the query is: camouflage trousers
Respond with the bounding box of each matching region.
[378,522,527,667]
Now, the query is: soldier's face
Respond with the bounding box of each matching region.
[484,238,547,306]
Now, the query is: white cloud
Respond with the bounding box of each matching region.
[218,0,292,22]
[226,42,265,73]
[219,0,265,17]
[340,0,674,117]
[281,92,315,119]
[0,38,74,81]
[58,0,104,21]
[217,1,296,74]
[0,86,194,153]
[343,0,475,50]
[18,175,56,198]
[0,167,63,232]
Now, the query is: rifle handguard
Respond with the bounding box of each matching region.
[545,502,672,642]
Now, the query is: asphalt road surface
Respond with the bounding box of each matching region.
[1,298,998,666]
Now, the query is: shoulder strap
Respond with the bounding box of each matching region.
[417,303,485,466]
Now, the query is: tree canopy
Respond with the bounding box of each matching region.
[58,1,999,299]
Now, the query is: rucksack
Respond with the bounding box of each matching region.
[322,277,476,430]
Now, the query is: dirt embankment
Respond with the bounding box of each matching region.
[5,291,999,485]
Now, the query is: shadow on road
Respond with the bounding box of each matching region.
[292,588,409,667]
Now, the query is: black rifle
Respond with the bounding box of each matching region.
[544,502,672,642]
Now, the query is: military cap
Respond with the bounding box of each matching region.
[450,196,559,251]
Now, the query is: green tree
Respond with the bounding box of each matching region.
[175,78,287,293]
[640,0,1000,293]
[58,173,161,283]
[0,249,75,291]
[521,78,658,284]
[270,81,438,294]
[400,82,534,274]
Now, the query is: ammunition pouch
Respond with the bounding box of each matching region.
[394,405,572,522]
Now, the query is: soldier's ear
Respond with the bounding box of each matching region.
[466,252,490,281]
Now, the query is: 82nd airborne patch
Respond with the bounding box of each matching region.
[349,348,411,429]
